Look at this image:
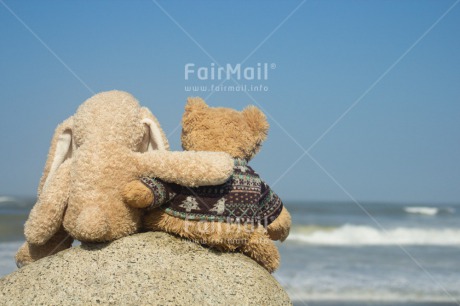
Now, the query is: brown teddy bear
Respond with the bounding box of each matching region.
[123,97,291,272]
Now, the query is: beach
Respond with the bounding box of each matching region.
[1,197,459,305]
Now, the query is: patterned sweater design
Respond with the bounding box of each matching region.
[140,159,283,226]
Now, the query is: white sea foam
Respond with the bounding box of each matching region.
[283,290,460,303]
[0,196,16,203]
[288,224,460,245]
[404,206,439,216]
[0,196,32,208]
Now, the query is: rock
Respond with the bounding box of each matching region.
[0,232,291,305]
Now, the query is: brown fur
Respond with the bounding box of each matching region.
[123,181,154,208]
[266,207,291,242]
[16,91,234,267]
[181,97,269,160]
[144,209,280,273]
[15,227,73,268]
[128,97,292,272]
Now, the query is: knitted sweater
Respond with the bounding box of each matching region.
[140,159,283,226]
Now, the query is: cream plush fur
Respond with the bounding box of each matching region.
[15,91,234,267]
[123,97,291,272]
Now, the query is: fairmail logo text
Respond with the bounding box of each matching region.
[184,63,275,81]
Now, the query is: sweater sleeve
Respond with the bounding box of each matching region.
[259,180,284,226]
[140,177,179,209]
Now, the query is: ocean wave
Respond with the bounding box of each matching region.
[287,224,460,245]
[0,196,17,203]
[0,196,34,208]
[404,206,439,215]
[283,290,460,303]
[404,206,456,216]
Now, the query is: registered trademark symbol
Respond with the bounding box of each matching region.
[271,63,276,69]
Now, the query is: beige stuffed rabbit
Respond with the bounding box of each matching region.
[16,91,234,267]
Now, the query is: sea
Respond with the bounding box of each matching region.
[1,196,459,306]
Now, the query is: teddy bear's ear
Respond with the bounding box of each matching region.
[242,105,269,143]
[185,97,208,112]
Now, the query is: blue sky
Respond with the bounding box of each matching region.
[0,0,459,203]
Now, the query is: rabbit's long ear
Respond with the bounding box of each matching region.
[139,107,169,152]
[37,117,74,195]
